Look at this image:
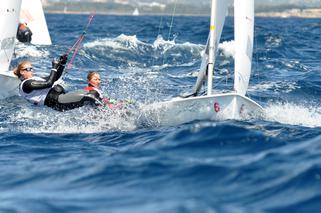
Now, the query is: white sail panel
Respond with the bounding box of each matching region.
[0,0,22,72]
[20,0,51,45]
[193,0,228,95]
[234,0,254,95]
[193,36,209,95]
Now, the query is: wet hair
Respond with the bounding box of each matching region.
[87,71,100,81]
[13,61,31,78]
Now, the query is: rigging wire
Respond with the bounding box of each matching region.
[162,0,177,65]
[167,0,177,41]
[151,15,164,68]
[157,16,164,37]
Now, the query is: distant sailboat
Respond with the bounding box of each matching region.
[132,8,139,16]
[0,0,22,99]
[142,0,264,126]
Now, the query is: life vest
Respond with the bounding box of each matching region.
[19,77,51,106]
[84,86,121,109]
[84,86,103,99]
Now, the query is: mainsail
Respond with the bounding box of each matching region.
[193,0,228,95]
[234,0,254,95]
[0,0,22,72]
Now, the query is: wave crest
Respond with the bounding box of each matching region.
[264,102,321,128]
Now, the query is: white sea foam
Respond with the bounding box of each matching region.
[85,34,147,50]
[153,35,203,49]
[14,44,49,58]
[9,105,139,134]
[84,34,230,60]
[266,35,283,48]
[0,127,8,133]
[219,40,235,58]
[85,34,203,55]
[248,81,298,93]
[152,35,175,49]
[264,102,321,128]
[84,37,124,50]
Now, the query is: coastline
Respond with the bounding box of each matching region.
[256,8,321,18]
[45,8,321,18]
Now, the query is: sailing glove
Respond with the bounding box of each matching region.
[52,54,68,71]
[59,54,68,66]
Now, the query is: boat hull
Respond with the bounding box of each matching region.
[0,72,20,99]
[141,93,264,126]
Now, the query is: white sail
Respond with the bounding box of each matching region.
[0,0,22,72]
[234,0,254,95]
[193,0,228,95]
[133,8,140,16]
[0,0,22,99]
[20,0,51,45]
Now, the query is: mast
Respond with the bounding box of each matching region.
[207,0,216,95]
[193,0,227,96]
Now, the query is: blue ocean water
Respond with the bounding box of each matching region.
[1,14,321,212]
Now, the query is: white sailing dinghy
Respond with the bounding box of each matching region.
[19,0,51,45]
[0,0,22,99]
[142,0,264,126]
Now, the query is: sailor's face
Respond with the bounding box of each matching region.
[89,74,101,88]
[20,63,33,79]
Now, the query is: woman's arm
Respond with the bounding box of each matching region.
[22,55,68,94]
[22,69,60,93]
[53,54,68,81]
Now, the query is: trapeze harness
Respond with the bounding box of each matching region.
[84,86,103,99]
[16,23,33,43]
[84,86,124,110]
[19,64,98,111]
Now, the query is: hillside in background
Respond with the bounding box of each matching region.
[42,0,321,17]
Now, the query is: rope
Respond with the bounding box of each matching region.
[67,36,85,69]
[65,13,95,70]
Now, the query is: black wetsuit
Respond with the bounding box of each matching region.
[20,59,98,111]
[16,25,33,43]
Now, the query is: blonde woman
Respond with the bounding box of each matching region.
[15,55,98,111]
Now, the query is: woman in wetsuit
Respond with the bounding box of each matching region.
[84,71,125,109]
[84,71,104,101]
[16,22,33,43]
[15,55,98,111]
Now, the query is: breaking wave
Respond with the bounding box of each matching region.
[264,102,321,128]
